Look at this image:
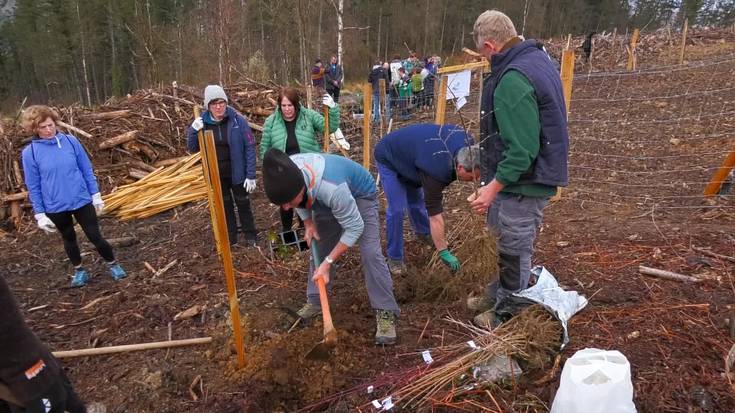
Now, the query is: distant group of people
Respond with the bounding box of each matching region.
[371,53,440,121]
[4,8,570,410]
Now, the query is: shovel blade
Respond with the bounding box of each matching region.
[305,341,331,360]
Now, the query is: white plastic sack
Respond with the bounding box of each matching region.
[550,348,637,413]
[512,266,588,347]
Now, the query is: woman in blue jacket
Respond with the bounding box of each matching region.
[186,85,259,246]
[21,105,126,287]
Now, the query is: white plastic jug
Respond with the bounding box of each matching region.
[550,348,637,413]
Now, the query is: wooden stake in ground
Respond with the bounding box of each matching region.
[363,83,371,170]
[703,143,735,196]
[323,105,330,153]
[679,18,689,65]
[200,129,247,368]
[627,28,640,71]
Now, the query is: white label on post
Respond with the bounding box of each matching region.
[421,350,434,364]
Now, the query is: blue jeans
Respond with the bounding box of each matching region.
[377,162,430,261]
[371,93,381,122]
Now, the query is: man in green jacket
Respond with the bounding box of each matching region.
[468,10,569,327]
[259,87,341,232]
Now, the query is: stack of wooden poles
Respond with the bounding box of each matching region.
[102,153,206,220]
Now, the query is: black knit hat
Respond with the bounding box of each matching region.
[263,148,305,205]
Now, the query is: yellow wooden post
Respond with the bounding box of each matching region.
[200,129,247,368]
[194,106,221,255]
[379,78,386,134]
[552,48,575,203]
[627,28,640,71]
[363,84,372,169]
[679,18,689,64]
[322,106,330,152]
[610,28,617,68]
[560,49,575,118]
[704,144,735,196]
[434,75,448,125]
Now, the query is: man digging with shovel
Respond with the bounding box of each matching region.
[262,148,400,345]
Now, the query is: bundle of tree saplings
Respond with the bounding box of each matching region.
[387,305,562,410]
[102,153,207,220]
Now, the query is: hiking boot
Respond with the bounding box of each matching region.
[108,264,127,281]
[416,233,433,248]
[296,303,322,320]
[473,310,496,330]
[375,310,397,345]
[387,259,406,275]
[467,295,495,312]
[71,269,89,287]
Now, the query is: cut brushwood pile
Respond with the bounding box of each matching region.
[1,80,360,229]
[102,153,206,220]
[544,27,735,71]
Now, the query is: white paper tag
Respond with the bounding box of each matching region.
[367,385,374,394]
[381,396,394,410]
[467,340,478,349]
[421,350,433,364]
[371,399,381,409]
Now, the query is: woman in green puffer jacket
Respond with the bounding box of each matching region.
[260,87,341,232]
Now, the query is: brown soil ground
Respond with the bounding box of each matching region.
[2,32,735,413]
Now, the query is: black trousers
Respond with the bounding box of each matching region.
[326,86,341,103]
[279,207,304,233]
[220,176,257,245]
[46,203,114,267]
[3,371,86,413]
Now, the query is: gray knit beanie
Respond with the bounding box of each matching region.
[203,85,228,109]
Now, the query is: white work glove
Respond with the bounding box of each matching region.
[191,116,204,131]
[244,179,257,193]
[92,192,104,215]
[322,94,336,109]
[330,128,350,151]
[34,213,57,233]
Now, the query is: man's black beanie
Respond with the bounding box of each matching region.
[263,148,306,205]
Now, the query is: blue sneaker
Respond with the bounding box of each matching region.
[71,269,89,287]
[109,264,127,281]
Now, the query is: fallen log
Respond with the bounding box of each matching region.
[127,160,157,173]
[83,110,132,121]
[122,140,157,161]
[12,159,23,188]
[52,337,212,359]
[56,120,92,139]
[243,107,273,117]
[1,191,27,203]
[128,168,149,180]
[692,246,735,264]
[149,92,198,107]
[9,201,21,230]
[639,265,702,283]
[100,131,138,150]
[154,156,190,168]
